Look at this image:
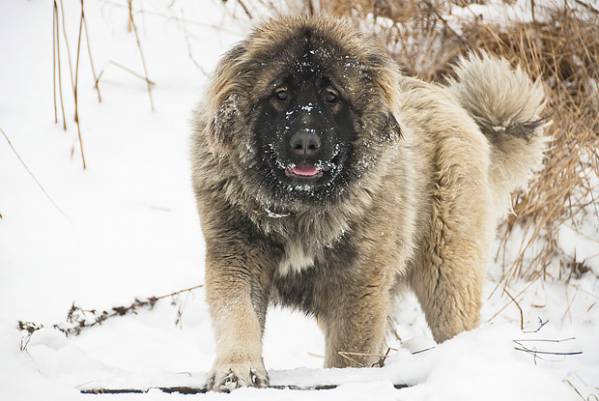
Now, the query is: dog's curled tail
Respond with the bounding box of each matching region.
[446,52,549,212]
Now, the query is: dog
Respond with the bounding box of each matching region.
[190,15,546,391]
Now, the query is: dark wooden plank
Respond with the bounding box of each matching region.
[81,383,409,394]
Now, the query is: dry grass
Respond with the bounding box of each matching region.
[237,0,599,283]
[52,0,96,169]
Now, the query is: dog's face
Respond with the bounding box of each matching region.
[253,50,358,201]
[207,18,401,208]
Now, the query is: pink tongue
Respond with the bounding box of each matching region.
[290,165,319,177]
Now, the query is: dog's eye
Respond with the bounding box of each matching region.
[274,88,288,101]
[324,89,339,103]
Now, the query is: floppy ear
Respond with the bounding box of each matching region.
[208,92,239,148]
[205,43,248,148]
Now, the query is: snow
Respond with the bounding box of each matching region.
[1,1,598,400]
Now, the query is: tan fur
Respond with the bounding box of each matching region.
[191,16,547,391]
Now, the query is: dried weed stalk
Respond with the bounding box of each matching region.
[17,284,203,348]
[73,0,87,169]
[52,0,104,169]
[127,0,155,111]
[52,0,67,130]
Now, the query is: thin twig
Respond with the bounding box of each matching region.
[73,4,87,170]
[522,316,549,333]
[563,379,587,401]
[178,9,209,77]
[337,350,395,367]
[513,337,583,358]
[58,0,75,90]
[513,347,582,356]
[504,288,525,330]
[514,337,575,343]
[81,0,102,103]
[375,347,391,368]
[412,346,436,355]
[127,0,154,111]
[99,0,243,34]
[52,4,58,124]
[53,1,67,130]
[236,0,253,19]
[0,128,67,218]
[574,0,599,15]
[95,60,156,87]
[336,352,364,367]
[487,281,535,323]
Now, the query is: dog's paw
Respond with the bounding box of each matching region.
[207,360,268,392]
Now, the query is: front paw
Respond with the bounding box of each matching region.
[207,359,268,392]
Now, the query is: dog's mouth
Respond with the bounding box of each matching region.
[285,164,323,179]
[267,145,346,191]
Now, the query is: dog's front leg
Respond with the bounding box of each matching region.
[204,238,276,392]
[321,277,391,369]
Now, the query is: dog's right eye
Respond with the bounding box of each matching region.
[274,88,288,101]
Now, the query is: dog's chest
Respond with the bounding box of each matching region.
[278,239,315,276]
[272,235,356,313]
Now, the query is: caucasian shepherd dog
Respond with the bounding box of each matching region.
[191,16,546,391]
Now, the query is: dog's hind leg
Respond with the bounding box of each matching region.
[409,149,492,343]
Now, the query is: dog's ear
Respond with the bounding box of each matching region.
[385,112,402,142]
[208,93,239,148]
[205,43,248,148]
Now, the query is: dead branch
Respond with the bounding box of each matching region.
[17,284,203,340]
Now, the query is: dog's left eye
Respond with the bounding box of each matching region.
[324,89,339,103]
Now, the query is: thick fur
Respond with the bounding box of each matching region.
[191,16,546,391]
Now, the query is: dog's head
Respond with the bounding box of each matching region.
[202,16,402,209]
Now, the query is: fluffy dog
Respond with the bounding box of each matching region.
[191,16,546,391]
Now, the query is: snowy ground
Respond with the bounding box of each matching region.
[1,1,598,400]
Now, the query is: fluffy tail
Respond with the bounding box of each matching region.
[446,52,549,213]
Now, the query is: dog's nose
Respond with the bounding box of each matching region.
[289,130,321,156]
